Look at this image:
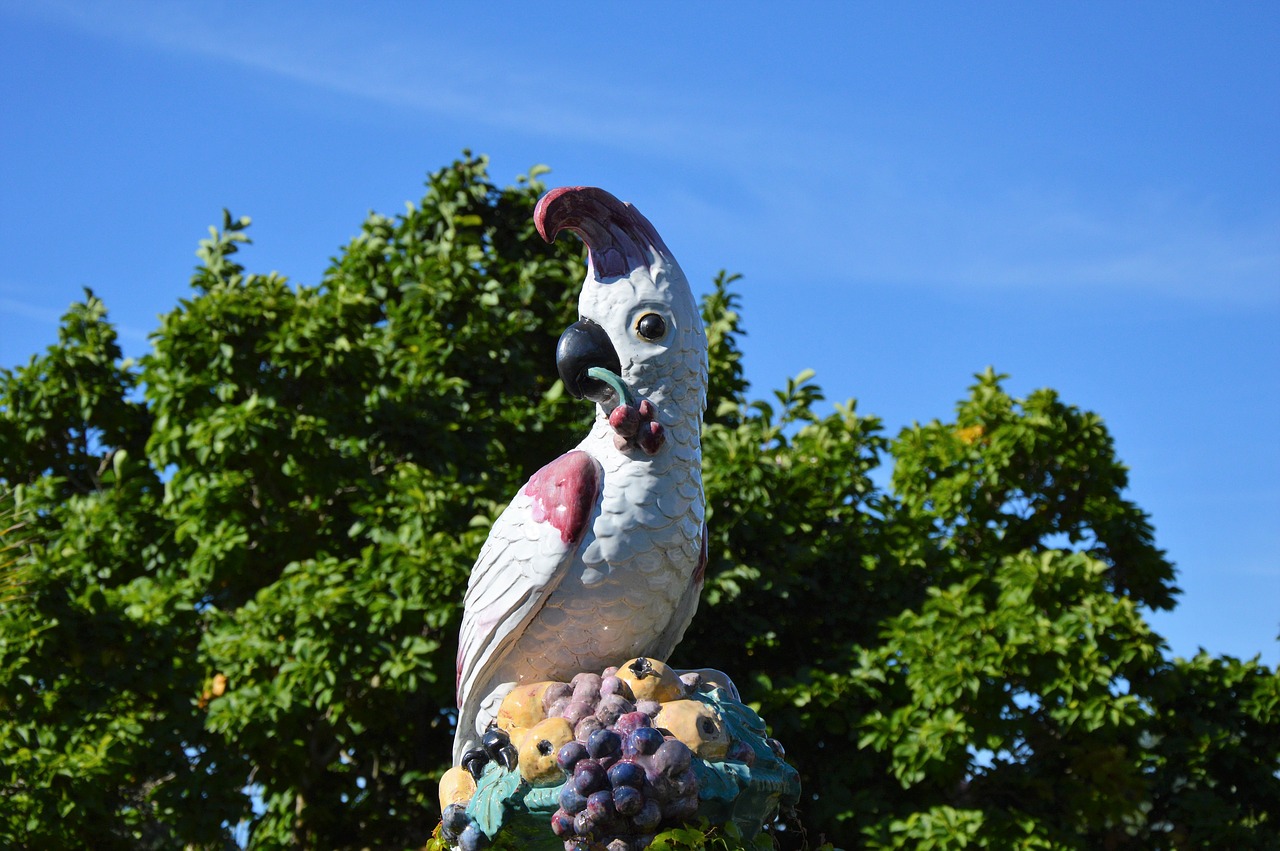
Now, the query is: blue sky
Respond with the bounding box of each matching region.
[2,1,1276,664]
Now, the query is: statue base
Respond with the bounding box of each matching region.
[437,658,800,851]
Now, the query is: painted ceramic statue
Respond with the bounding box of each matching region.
[440,188,798,851]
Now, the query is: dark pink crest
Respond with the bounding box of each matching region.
[534,186,671,280]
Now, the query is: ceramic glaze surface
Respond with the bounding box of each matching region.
[453,187,708,765]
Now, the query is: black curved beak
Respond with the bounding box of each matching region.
[556,319,623,405]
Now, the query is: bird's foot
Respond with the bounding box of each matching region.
[461,726,519,780]
[610,398,665,455]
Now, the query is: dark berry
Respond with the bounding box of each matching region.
[600,674,632,700]
[573,809,598,837]
[557,740,588,771]
[652,739,693,776]
[542,682,573,712]
[627,726,665,757]
[559,784,588,815]
[608,759,645,789]
[563,699,595,727]
[595,693,636,726]
[612,784,644,817]
[457,822,490,851]
[587,728,622,761]
[442,803,470,835]
[550,809,576,838]
[575,715,605,743]
[609,405,640,437]
[615,711,652,739]
[572,673,603,704]
[573,759,608,795]
[631,798,661,832]
[586,789,616,820]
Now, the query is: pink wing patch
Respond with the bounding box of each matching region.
[524,450,600,544]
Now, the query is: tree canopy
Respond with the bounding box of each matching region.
[1,154,1276,850]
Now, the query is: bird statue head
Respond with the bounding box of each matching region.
[536,187,707,456]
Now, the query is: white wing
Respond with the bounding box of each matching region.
[452,452,600,762]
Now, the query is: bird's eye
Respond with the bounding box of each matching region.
[636,313,667,342]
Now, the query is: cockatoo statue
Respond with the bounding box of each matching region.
[453,186,708,769]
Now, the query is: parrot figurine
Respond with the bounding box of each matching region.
[453,186,708,770]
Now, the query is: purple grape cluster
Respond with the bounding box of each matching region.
[543,669,699,851]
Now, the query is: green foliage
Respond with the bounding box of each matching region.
[1,154,1276,850]
[418,819,820,851]
[1,486,32,604]
[1137,652,1280,848]
[646,819,809,850]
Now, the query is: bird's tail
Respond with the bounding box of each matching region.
[451,681,514,765]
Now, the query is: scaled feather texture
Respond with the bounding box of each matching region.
[453,187,708,763]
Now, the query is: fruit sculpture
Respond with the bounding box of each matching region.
[438,657,800,850]
[443,188,800,848]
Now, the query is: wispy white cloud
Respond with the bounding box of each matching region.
[7,0,700,156]
[9,0,1278,306]
[709,175,1280,306]
[0,293,150,346]
[903,210,1280,304]
[0,296,65,326]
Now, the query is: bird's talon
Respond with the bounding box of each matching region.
[478,727,519,772]
[461,748,489,780]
